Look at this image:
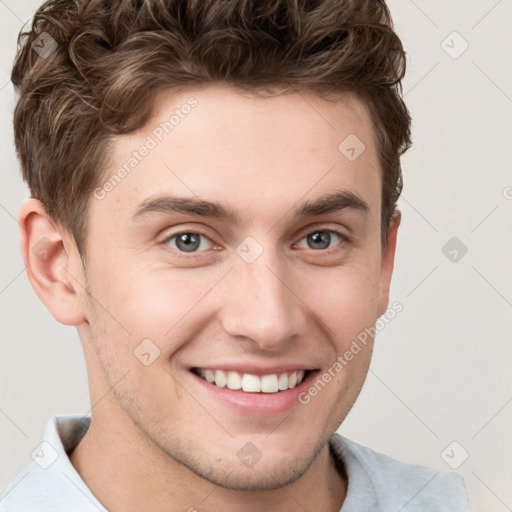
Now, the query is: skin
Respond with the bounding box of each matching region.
[19,84,400,512]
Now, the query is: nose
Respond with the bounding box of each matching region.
[217,245,308,351]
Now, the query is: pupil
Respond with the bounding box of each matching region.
[309,231,330,250]
[177,233,200,252]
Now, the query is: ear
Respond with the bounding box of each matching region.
[377,209,401,317]
[19,198,87,326]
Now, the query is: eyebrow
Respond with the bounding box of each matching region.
[129,190,369,224]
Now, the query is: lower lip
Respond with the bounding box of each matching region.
[188,370,319,416]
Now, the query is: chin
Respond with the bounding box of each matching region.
[195,459,312,491]
[171,440,324,491]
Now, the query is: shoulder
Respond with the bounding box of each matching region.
[0,460,98,512]
[0,415,104,512]
[330,434,472,511]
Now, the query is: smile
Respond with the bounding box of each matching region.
[192,368,309,393]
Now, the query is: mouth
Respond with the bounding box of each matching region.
[191,367,311,393]
[188,366,320,416]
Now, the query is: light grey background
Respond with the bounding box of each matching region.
[1,1,511,510]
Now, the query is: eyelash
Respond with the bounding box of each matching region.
[160,228,349,256]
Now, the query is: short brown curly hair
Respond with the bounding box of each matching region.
[11,0,411,256]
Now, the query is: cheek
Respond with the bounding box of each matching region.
[97,267,223,354]
[303,261,381,345]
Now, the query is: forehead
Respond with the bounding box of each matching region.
[95,84,381,227]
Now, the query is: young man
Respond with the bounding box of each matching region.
[2,0,471,510]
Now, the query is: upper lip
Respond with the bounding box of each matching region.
[190,364,318,376]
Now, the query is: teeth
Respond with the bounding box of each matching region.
[227,371,242,390]
[277,372,288,390]
[260,374,279,393]
[196,368,308,393]
[214,370,227,388]
[241,373,260,392]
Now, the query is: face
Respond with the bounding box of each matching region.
[78,84,398,490]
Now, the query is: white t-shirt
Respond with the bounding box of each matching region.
[0,415,471,511]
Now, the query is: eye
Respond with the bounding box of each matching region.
[164,232,213,253]
[297,230,346,251]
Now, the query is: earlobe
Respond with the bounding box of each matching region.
[377,210,401,318]
[19,198,87,326]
